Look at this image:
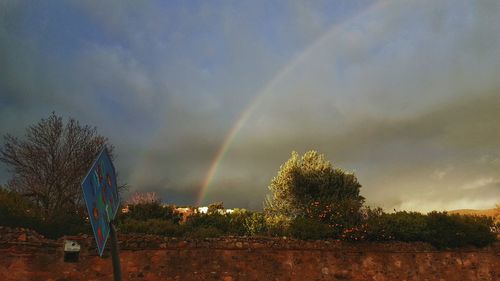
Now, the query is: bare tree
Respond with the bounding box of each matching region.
[126,191,161,205]
[0,112,118,221]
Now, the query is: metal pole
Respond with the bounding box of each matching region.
[109,221,122,281]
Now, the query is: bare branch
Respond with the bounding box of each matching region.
[0,112,123,221]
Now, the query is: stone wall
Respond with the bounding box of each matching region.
[0,227,498,281]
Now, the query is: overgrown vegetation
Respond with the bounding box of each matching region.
[0,119,497,250]
[1,184,496,247]
[112,199,497,248]
[0,186,90,238]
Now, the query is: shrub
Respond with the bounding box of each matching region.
[0,187,91,239]
[358,208,496,248]
[120,203,181,223]
[265,214,291,237]
[289,217,332,240]
[183,213,231,233]
[0,187,40,229]
[38,213,91,239]
[359,207,391,241]
[244,212,268,236]
[226,209,253,236]
[424,212,496,248]
[387,211,428,242]
[362,210,428,242]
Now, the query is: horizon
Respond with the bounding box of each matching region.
[1,0,499,212]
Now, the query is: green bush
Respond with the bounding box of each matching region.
[265,214,291,237]
[360,208,496,248]
[38,213,90,239]
[244,212,268,236]
[183,213,231,233]
[289,217,332,240]
[226,209,252,236]
[0,187,40,229]
[424,212,496,248]
[183,211,252,236]
[0,187,90,239]
[388,211,428,242]
[120,203,181,223]
[362,210,428,242]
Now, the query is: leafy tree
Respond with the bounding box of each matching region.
[264,150,365,233]
[0,112,121,222]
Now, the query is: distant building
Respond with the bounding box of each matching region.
[174,207,196,223]
[197,206,234,215]
[121,205,130,213]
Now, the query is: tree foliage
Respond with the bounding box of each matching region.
[0,112,118,221]
[264,150,365,231]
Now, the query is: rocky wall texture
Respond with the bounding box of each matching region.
[0,227,498,281]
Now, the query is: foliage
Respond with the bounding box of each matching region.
[424,211,496,248]
[243,212,268,236]
[117,201,182,236]
[118,208,269,238]
[38,212,91,239]
[264,214,291,237]
[0,187,89,238]
[357,208,496,248]
[120,202,181,223]
[183,213,236,236]
[289,217,332,240]
[0,186,40,229]
[2,187,496,246]
[264,150,364,235]
[0,112,122,223]
[360,208,428,242]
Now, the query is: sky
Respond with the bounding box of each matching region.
[1,0,499,212]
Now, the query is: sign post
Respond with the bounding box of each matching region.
[81,147,121,281]
[109,222,122,281]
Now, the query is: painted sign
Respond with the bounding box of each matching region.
[81,147,120,256]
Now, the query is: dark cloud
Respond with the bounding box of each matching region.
[204,92,500,210]
[1,1,499,211]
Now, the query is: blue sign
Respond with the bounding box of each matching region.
[81,147,120,256]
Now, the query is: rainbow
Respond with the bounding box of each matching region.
[196,1,386,206]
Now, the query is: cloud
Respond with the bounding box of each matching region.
[198,0,500,211]
[1,1,499,211]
